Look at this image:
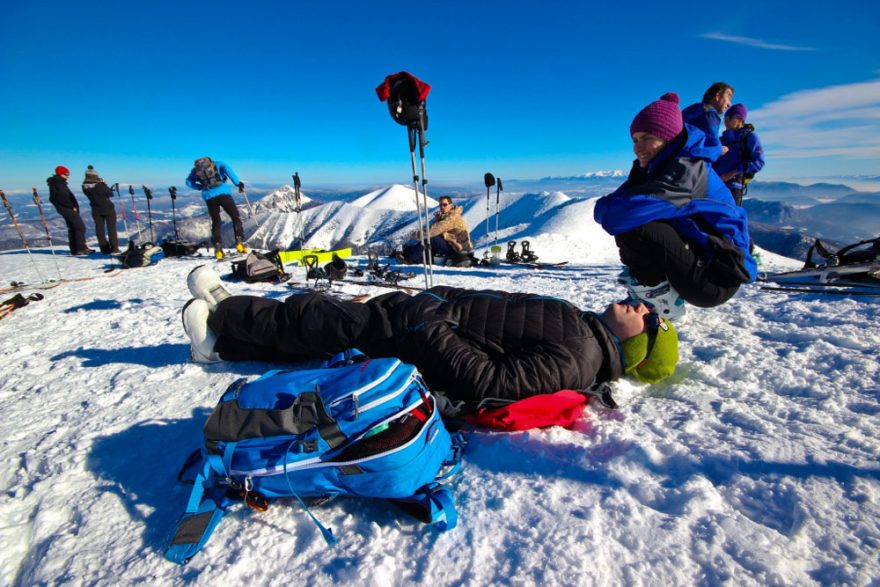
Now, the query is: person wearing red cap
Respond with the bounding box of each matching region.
[594,92,756,319]
[47,166,93,255]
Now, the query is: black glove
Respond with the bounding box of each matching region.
[238,181,245,193]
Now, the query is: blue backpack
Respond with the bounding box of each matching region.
[165,350,464,565]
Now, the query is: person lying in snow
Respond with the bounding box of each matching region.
[594,92,757,320]
[181,266,679,404]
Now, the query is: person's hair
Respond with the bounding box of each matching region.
[702,82,734,105]
[439,196,453,205]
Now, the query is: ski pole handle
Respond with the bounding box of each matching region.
[143,186,153,200]
[293,173,301,189]
[169,186,177,200]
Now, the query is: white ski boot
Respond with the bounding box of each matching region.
[181,299,222,363]
[617,270,687,321]
[187,265,232,310]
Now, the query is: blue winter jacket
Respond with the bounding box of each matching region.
[594,124,757,283]
[682,103,723,162]
[185,160,241,201]
[714,128,765,190]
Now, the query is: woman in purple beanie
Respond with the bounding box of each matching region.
[594,92,757,319]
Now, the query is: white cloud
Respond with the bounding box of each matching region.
[749,79,880,161]
[701,32,816,52]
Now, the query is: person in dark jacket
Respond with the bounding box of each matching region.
[81,165,120,254]
[681,82,734,162]
[186,157,247,260]
[594,92,756,319]
[713,104,765,206]
[47,165,92,255]
[181,268,680,403]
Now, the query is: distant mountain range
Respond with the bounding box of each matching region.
[2,179,877,263]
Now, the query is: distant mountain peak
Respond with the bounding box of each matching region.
[539,170,626,181]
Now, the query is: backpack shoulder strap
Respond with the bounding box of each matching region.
[165,454,231,565]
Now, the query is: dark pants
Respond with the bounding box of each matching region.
[206,194,243,248]
[91,209,119,252]
[616,222,741,308]
[728,187,744,207]
[208,292,385,363]
[56,207,88,253]
[404,236,454,264]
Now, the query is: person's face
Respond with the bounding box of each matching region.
[724,115,744,131]
[632,132,667,168]
[714,88,733,113]
[438,199,452,212]
[602,301,651,341]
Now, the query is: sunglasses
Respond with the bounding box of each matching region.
[643,311,662,360]
[439,202,451,207]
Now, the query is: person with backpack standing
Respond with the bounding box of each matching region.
[47,165,93,255]
[682,82,734,162]
[713,104,765,206]
[594,92,757,319]
[81,165,120,253]
[186,157,247,259]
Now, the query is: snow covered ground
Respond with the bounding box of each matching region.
[0,198,878,586]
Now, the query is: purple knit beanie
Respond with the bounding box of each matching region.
[630,92,683,142]
[726,103,748,120]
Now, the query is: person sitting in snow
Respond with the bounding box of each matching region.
[594,92,757,320]
[713,103,765,206]
[400,196,474,267]
[180,266,680,404]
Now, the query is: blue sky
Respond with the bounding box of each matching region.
[2,0,879,191]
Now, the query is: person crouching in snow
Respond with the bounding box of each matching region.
[594,92,757,320]
[181,266,679,405]
[400,196,475,267]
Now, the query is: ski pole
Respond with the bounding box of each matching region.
[238,181,262,241]
[128,185,142,240]
[408,125,433,287]
[292,172,307,249]
[31,187,63,279]
[495,177,503,248]
[484,172,495,246]
[1,189,45,284]
[112,183,129,237]
[142,186,155,242]
[168,186,179,239]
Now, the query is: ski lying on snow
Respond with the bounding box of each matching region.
[286,277,422,295]
[501,260,569,270]
[760,262,878,284]
[278,247,353,265]
[759,285,880,296]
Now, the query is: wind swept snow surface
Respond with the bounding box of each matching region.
[0,241,878,585]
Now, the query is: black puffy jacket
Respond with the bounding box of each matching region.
[211,286,624,403]
[47,175,80,212]
[81,181,116,214]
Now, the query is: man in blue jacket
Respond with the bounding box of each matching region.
[713,104,765,206]
[186,157,247,259]
[595,92,756,319]
[681,82,734,162]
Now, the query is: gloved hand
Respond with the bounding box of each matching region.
[238,181,245,193]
